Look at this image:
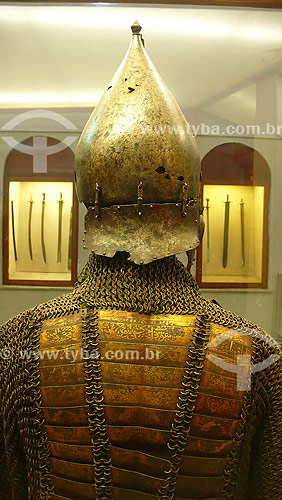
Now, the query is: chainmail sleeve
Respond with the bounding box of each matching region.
[0,413,12,499]
[0,318,14,499]
[247,351,282,499]
[0,314,30,500]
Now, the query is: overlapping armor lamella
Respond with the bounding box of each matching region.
[39,306,251,500]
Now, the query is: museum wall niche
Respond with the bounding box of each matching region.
[0,3,281,338]
[3,137,78,285]
[197,142,270,288]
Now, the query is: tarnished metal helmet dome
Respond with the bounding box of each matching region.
[75,21,202,264]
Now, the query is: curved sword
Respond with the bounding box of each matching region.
[41,192,47,263]
[28,192,34,260]
[10,200,18,261]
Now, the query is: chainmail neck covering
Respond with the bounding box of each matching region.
[75,253,260,330]
[76,252,202,314]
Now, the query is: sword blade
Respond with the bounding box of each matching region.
[206,198,210,262]
[10,200,18,261]
[41,193,47,263]
[57,206,63,262]
[222,194,231,268]
[68,206,73,270]
[57,192,64,263]
[28,195,33,260]
[240,199,245,267]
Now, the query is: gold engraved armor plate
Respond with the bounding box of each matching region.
[39,309,251,500]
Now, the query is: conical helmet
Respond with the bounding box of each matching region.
[75,21,202,264]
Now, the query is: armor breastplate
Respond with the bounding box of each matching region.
[39,310,251,500]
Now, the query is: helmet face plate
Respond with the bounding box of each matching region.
[84,202,201,265]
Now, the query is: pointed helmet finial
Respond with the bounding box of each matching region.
[131,20,142,35]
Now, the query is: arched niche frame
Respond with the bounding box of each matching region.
[196,142,270,289]
[3,137,78,286]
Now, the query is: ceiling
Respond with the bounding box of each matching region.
[0,3,282,124]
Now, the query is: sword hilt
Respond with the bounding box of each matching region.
[223,194,232,204]
[57,191,64,204]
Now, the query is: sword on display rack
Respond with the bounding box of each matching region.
[57,191,64,263]
[41,193,47,264]
[10,200,18,261]
[240,198,245,267]
[68,206,73,270]
[222,194,232,268]
[28,192,34,261]
[204,198,210,262]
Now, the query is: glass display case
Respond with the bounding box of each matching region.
[3,137,78,286]
[8,181,74,282]
[196,142,270,288]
